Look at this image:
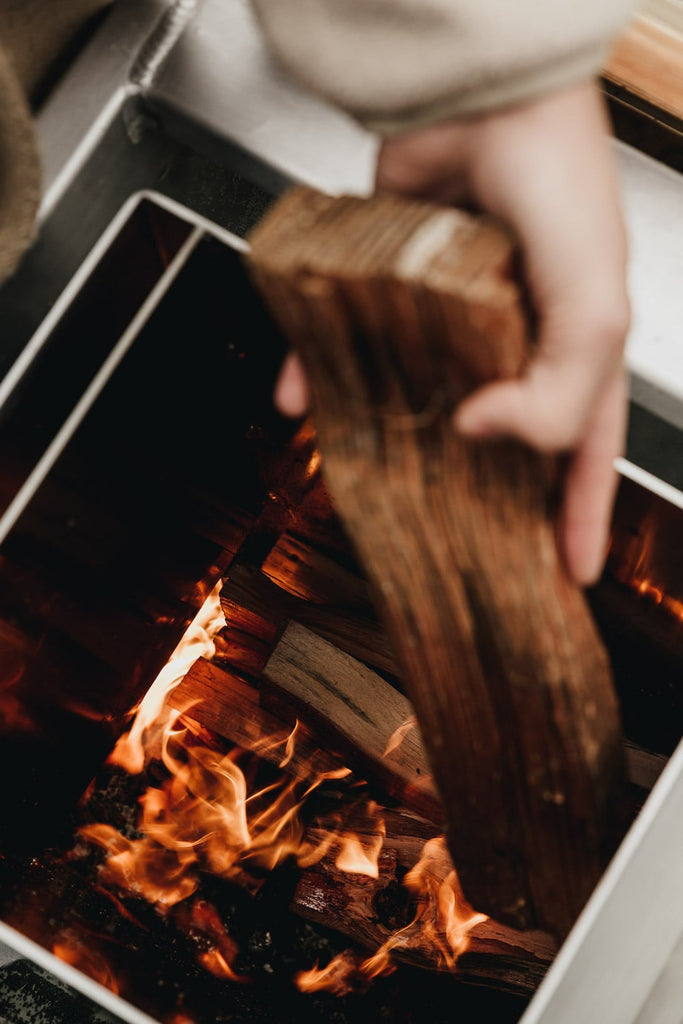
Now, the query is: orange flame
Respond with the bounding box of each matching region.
[109,584,226,774]
[74,577,488,999]
[79,823,199,908]
[294,836,488,995]
[182,899,250,983]
[82,729,343,911]
[334,802,386,878]
[397,837,487,968]
[632,577,683,621]
[295,950,371,997]
[611,514,683,624]
[53,933,120,994]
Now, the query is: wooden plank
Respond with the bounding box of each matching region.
[262,622,443,825]
[246,187,628,938]
[605,15,683,122]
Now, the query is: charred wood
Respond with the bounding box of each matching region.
[291,836,556,995]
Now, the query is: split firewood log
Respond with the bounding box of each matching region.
[170,638,663,995]
[261,622,442,824]
[220,559,398,677]
[172,641,662,815]
[245,187,629,938]
[291,837,557,994]
[171,657,557,996]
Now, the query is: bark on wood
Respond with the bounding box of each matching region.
[291,837,557,994]
[245,187,628,938]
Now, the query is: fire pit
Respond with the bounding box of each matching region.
[1,3,683,1023]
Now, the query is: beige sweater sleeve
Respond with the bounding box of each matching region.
[249,0,641,134]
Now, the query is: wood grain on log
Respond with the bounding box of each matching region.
[261,532,372,609]
[170,656,342,777]
[246,187,628,938]
[220,561,398,677]
[262,622,442,824]
[172,642,661,813]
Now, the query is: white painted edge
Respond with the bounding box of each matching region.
[615,456,683,511]
[0,192,143,413]
[142,188,250,251]
[0,919,161,1024]
[0,227,203,546]
[520,733,683,1024]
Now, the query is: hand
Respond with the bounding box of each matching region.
[275,80,630,587]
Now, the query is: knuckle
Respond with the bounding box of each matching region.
[588,294,631,348]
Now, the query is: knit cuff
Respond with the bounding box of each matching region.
[0,43,41,284]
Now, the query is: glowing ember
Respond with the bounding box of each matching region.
[53,933,120,994]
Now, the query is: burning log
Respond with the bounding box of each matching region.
[291,838,556,995]
[246,188,628,938]
[173,639,662,829]
[220,560,398,678]
[169,653,558,995]
[171,656,343,777]
[172,639,440,824]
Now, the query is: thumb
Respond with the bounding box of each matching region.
[274,352,309,418]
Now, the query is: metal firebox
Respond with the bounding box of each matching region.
[1,3,683,1022]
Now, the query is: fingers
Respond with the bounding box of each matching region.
[454,362,595,452]
[559,370,627,585]
[274,351,308,418]
[454,303,628,452]
[456,367,627,586]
